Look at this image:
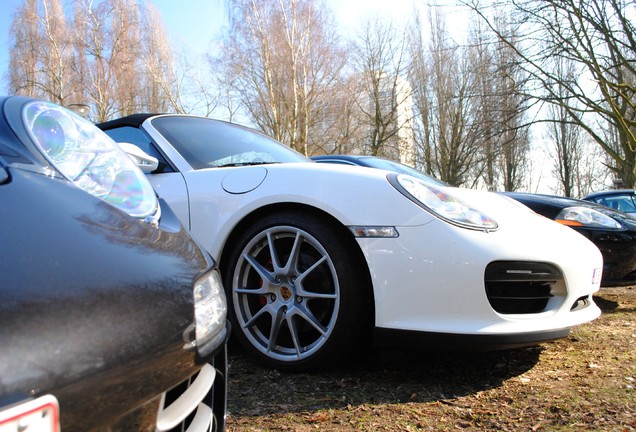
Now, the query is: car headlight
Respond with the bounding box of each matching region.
[23,101,159,222]
[555,206,622,229]
[388,173,498,231]
[193,269,227,357]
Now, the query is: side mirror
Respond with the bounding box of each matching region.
[118,142,159,173]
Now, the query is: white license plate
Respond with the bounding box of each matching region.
[0,395,59,432]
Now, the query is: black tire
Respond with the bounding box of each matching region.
[223,211,372,371]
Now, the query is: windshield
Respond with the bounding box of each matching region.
[595,193,636,214]
[151,116,309,169]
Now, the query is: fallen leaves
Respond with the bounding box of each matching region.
[226,286,636,431]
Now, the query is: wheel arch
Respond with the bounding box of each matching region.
[218,201,376,323]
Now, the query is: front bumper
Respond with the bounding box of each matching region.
[107,331,230,432]
[356,217,602,343]
[585,228,636,286]
[374,327,570,351]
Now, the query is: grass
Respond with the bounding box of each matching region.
[226,286,636,431]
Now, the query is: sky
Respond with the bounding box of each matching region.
[0,0,20,93]
[0,1,557,192]
[0,1,564,193]
[0,0,425,95]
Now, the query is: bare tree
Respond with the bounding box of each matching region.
[213,0,347,154]
[139,4,186,113]
[492,21,531,192]
[468,17,500,190]
[72,0,186,119]
[8,0,78,105]
[546,57,586,197]
[466,0,636,188]
[71,0,139,120]
[309,73,366,155]
[9,0,40,99]
[409,9,484,186]
[350,17,415,164]
[9,0,185,121]
[462,13,532,192]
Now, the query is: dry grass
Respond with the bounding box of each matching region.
[226,286,636,431]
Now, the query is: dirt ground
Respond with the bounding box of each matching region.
[225,286,636,431]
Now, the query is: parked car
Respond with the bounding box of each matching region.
[312,154,446,186]
[501,192,636,287]
[99,115,603,372]
[312,155,636,288]
[0,97,229,431]
[584,189,636,214]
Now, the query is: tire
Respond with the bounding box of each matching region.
[224,211,372,371]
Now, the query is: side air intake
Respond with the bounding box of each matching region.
[485,261,563,314]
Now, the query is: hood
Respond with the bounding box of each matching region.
[502,191,636,227]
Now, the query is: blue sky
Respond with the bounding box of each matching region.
[0,0,21,93]
[0,0,423,95]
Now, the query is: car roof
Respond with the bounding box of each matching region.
[584,189,635,198]
[502,191,594,208]
[311,154,368,163]
[97,113,160,130]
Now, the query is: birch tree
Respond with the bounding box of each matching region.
[491,22,531,192]
[409,9,483,186]
[213,0,347,154]
[9,0,185,121]
[8,0,79,105]
[351,17,415,164]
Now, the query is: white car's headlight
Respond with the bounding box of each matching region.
[389,173,498,231]
[23,101,159,221]
[555,206,622,229]
[193,269,227,357]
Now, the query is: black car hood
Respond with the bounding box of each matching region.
[0,166,212,429]
[502,192,636,227]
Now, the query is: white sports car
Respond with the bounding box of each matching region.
[99,114,603,371]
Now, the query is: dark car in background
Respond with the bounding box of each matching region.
[0,96,229,431]
[499,192,636,287]
[584,189,636,214]
[312,154,636,287]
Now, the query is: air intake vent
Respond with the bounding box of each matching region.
[158,348,227,432]
[485,261,563,314]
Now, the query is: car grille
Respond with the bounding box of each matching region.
[156,349,227,432]
[484,261,564,314]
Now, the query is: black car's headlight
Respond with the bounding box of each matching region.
[389,173,498,231]
[193,269,227,357]
[555,206,622,229]
[23,101,159,222]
